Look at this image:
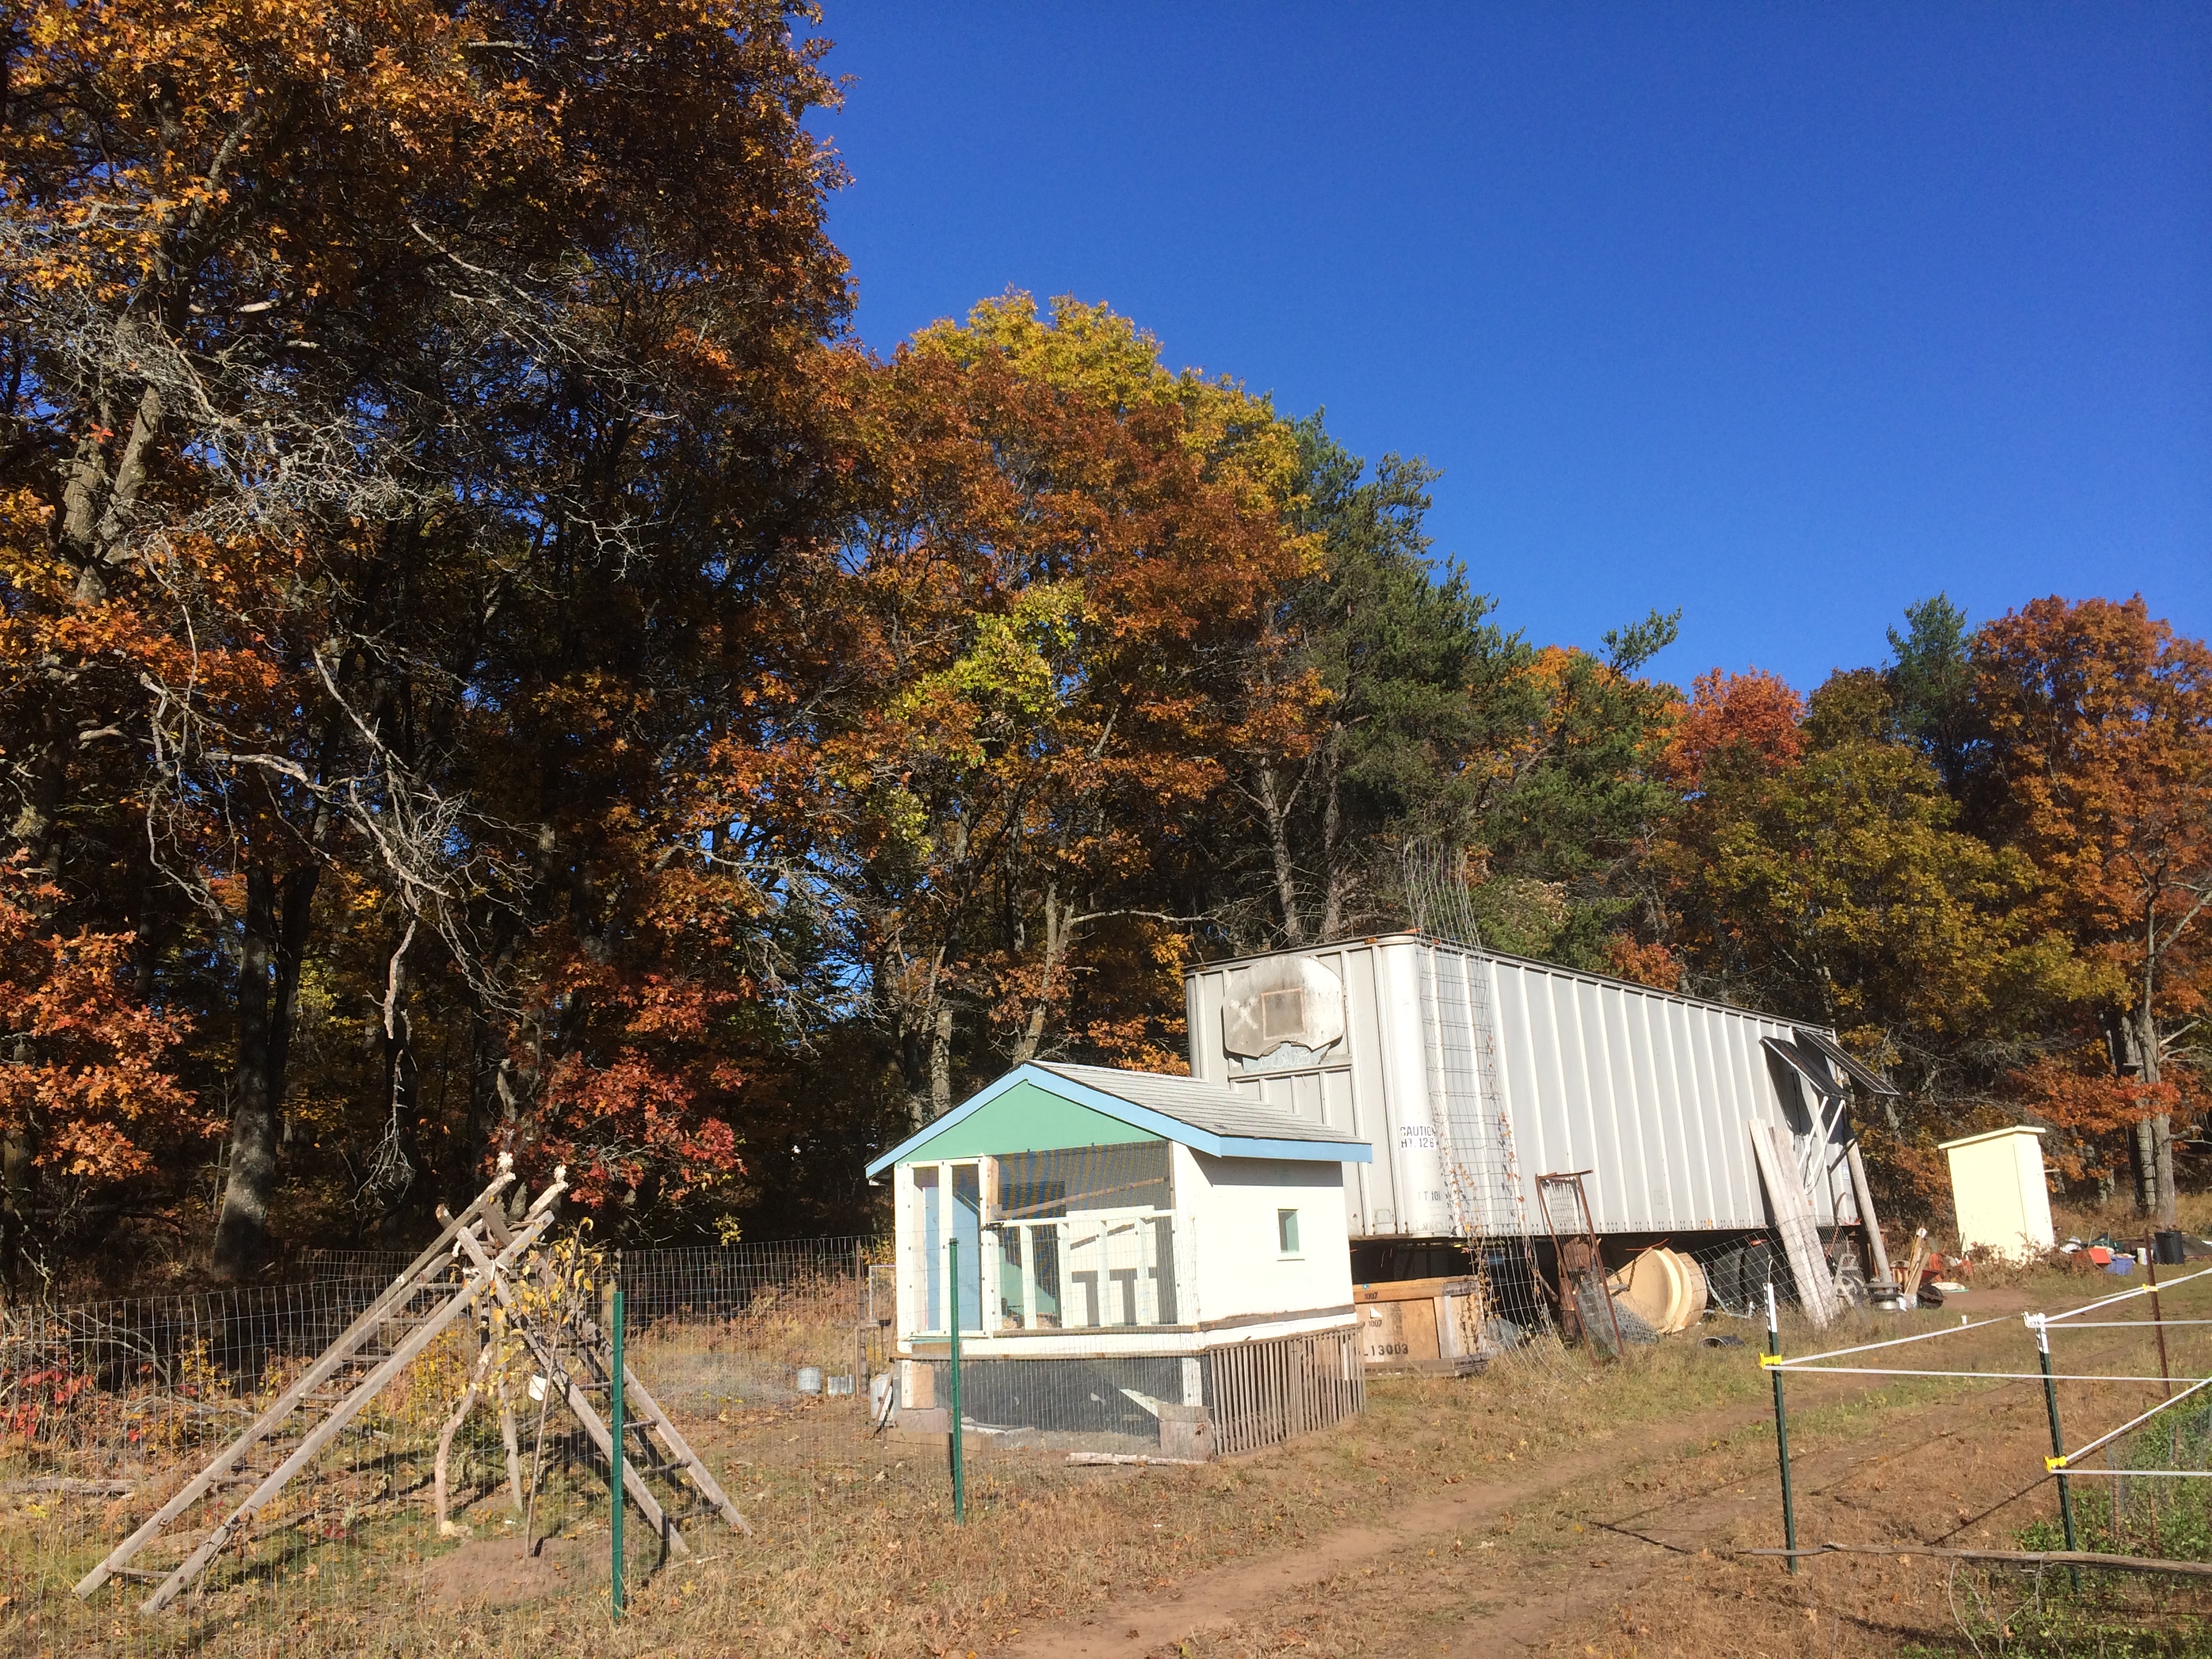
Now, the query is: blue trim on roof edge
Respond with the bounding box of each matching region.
[863,1062,1372,1177]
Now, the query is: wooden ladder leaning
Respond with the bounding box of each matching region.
[449,1223,750,1560]
[77,1161,568,1614]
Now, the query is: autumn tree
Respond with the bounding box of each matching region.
[1663,666,1806,789]
[1462,612,1682,966]
[1976,596,2212,1223]
[0,858,207,1292]
[1652,670,2009,1202]
[756,295,1311,1124]
[1664,668,2043,1066]
[3,0,851,1269]
[1624,665,1806,987]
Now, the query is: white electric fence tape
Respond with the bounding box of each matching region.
[1761,1264,2212,1487]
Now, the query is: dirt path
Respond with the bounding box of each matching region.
[992,1397,1782,1659]
[995,1295,2190,1658]
[999,1376,2061,1658]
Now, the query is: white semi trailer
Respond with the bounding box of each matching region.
[1183,935,1884,1276]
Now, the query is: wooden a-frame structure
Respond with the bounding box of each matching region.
[76,1160,746,1615]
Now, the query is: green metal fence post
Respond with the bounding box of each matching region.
[1764,1281,1798,1575]
[949,1235,965,1524]
[2032,1314,2080,1590]
[611,1281,626,1620]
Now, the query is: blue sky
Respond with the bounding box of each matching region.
[808,5,2210,692]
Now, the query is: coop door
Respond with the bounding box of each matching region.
[916,1162,985,1334]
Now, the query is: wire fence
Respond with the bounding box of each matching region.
[1,1240,908,1656]
[0,1199,1891,1657]
[2066,1391,2212,1561]
[3,1251,493,1656]
[1765,1256,2212,1578]
[293,1250,416,1285]
[1,1233,1377,1656]
[1466,1229,1810,1351]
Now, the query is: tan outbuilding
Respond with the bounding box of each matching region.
[1939,1126,2055,1261]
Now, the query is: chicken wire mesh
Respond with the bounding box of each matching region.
[2,1266,496,1656]
[1552,1225,1867,1356]
[1352,1224,1840,1371]
[2030,1394,2212,1563]
[1,1243,909,1656]
[1677,1231,1806,1321]
[2,1229,1378,1656]
[886,1329,1364,1464]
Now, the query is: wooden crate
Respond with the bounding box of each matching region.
[1353,1276,1488,1374]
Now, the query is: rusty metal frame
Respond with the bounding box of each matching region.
[1535,1171,1626,1357]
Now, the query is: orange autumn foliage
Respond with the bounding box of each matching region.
[1978,596,2212,1211]
[718,298,1312,1122]
[1662,667,1805,792]
[0,860,210,1181]
[6,0,853,1265]
[524,932,758,1214]
[2007,1057,2188,1182]
[1978,597,2212,1021]
[1601,935,1683,991]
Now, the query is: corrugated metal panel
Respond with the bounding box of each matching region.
[1184,935,1857,1242]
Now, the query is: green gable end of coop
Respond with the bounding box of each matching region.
[890,1080,1155,1164]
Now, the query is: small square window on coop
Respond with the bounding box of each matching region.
[865,1062,1373,1456]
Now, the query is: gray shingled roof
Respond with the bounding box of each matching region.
[1031,1062,1366,1147]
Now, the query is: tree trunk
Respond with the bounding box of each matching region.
[1254,766,1305,946]
[2137,999,2176,1227]
[7,705,66,877]
[928,1004,954,1121]
[1316,730,1349,942]
[463,1001,502,1206]
[1010,1006,1048,1069]
[895,945,949,1129]
[211,857,321,1275]
[267,863,317,1141]
[1,1132,31,1300]
[212,865,279,1278]
[1008,886,1069,1068]
[494,1050,533,1221]
[2,720,68,1301]
[2152,1114,2177,1229]
[2131,1118,2156,1217]
[373,1006,422,1244]
[457,921,521,1204]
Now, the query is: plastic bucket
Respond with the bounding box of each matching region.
[2156,1229,2188,1266]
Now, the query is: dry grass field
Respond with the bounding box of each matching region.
[8,1261,2212,1657]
